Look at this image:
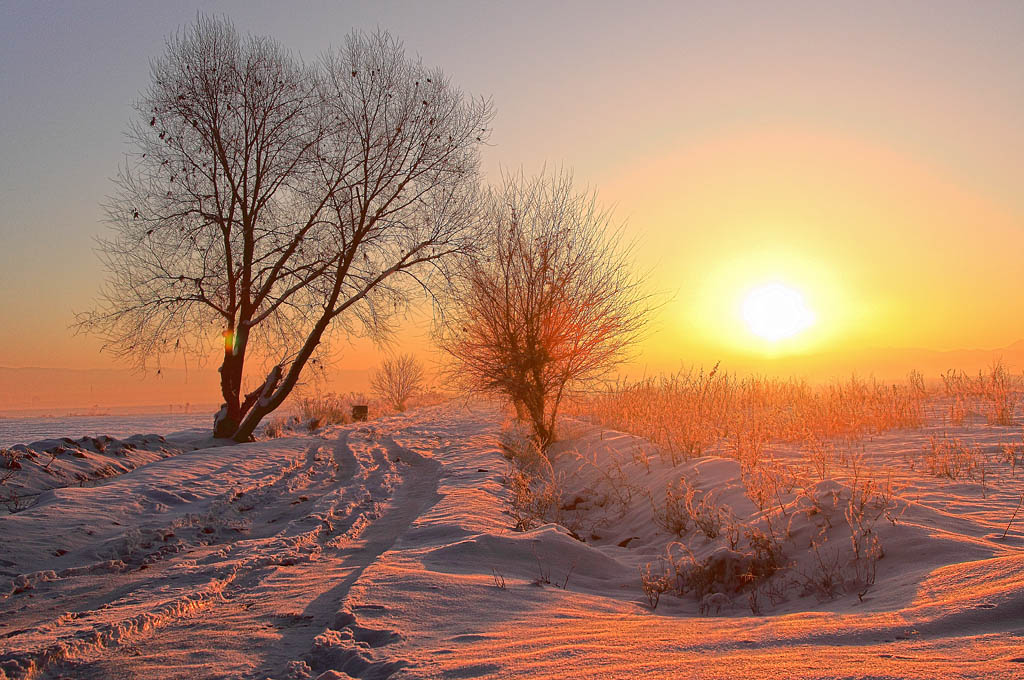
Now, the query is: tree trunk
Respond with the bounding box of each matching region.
[523,388,553,452]
[214,326,248,439]
[229,364,284,442]
[229,313,333,442]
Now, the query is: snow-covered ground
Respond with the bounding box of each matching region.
[0,403,1021,679]
[0,432,218,513]
[0,413,215,449]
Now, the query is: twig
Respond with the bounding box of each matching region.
[559,559,577,589]
[531,543,551,585]
[1002,493,1024,539]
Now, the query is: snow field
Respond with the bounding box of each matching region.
[0,402,1021,679]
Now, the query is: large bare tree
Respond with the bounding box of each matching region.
[77,17,492,440]
[436,172,652,450]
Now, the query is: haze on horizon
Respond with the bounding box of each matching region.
[2,0,1024,409]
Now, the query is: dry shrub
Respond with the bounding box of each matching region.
[262,417,287,439]
[404,387,454,411]
[639,560,674,609]
[1002,440,1023,477]
[645,460,903,611]
[584,364,734,464]
[297,392,351,427]
[803,432,837,481]
[654,477,696,536]
[562,362,1020,613]
[727,422,768,471]
[980,361,1019,425]
[573,447,640,516]
[294,391,380,430]
[1,448,21,481]
[691,492,729,540]
[801,540,845,599]
[499,420,553,478]
[1,449,24,511]
[742,457,797,514]
[661,538,785,615]
[506,468,562,531]
[655,477,731,540]
[790,474,900,601]
[922,435,985,480]
[499,420,563,531]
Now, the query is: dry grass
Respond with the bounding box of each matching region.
[568,365,928,469]
[295,392,362,429]
[498,419,564,531]
[653,477,697,537]
[1,448,21,479]
[261,385,452,439]
[1,448,26,512]
[261,417,287,439]
[558,362,1023,611]
[491,362,1022,613]
[940,360,1021,426]
[1001,440,1023,477]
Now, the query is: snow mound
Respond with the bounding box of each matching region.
[1,433,208,512]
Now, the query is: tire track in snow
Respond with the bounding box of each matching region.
[250,432,443,679]
[0,438,327,679]
[0,419,439,680]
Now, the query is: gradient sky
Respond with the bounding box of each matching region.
[2,1,1024,398]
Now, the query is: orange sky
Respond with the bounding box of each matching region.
[605,126,1024,361]
[2,1,1023,409]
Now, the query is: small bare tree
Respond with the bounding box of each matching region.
[370,353,426,411]
[436,171,651,450]
[76,17,492,441]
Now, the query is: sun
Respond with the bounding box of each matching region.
[741,283,816,341]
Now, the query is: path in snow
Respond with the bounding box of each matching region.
[0,407,483,679]
[1,403,1022,680]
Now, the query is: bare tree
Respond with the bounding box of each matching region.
[370,353,426,411]
[436,171,651,450]
[76,17,492,441]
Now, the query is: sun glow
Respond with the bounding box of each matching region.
[741,283,815,341]
[676,247,854,359]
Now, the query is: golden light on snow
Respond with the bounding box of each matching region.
[740,283,815,342]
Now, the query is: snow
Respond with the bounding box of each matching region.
[1,402,1022,679]
[0,414,214,449]
[0,432,217,513]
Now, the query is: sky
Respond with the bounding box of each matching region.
[2,1,1024,407]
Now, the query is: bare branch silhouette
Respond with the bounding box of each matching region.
[75,16,492,441]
